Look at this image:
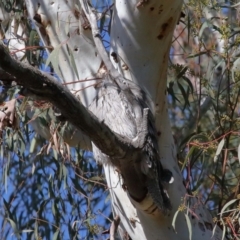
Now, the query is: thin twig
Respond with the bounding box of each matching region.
[62,77,102,85]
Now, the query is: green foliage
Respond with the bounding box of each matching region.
[169,0,240,238]
[0,119,110,239]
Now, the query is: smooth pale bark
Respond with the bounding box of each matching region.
[26,0,102,107]
[104,1,223,239]
[25,0,103,148]
[0,0,224,239]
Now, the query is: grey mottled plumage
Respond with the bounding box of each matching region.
[89,76,172,213]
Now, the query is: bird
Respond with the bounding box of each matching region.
[89,75,173,213]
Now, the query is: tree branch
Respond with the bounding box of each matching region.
[0,41,131,159]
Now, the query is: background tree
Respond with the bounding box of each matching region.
[0,0,239,239]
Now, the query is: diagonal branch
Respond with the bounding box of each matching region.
[0,39,153,204]
[0,41,131,159]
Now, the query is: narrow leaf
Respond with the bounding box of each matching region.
[232,2,240,7]
[172,210,179,231]
[176,66,188,79]
[182,76,194,94]
[34,218,38,239]
[7,218,20,239]
[185,214,192,240]
[177,81,190,109]
[199,21,212,38]
[45,46,62,78]
[21,229,34,233]
[214,138,225,162]
[62,164,68,189]
[238,144,240,165]
[212,224,217,238]
[220,199,238,217]
[221,219,226,240]
[181,146,195,171]
[32,162,36,175]
[53,230,59,240]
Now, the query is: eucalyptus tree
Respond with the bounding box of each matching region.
[2,0,240,239]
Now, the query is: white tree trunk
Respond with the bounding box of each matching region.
[103,1,223,239]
